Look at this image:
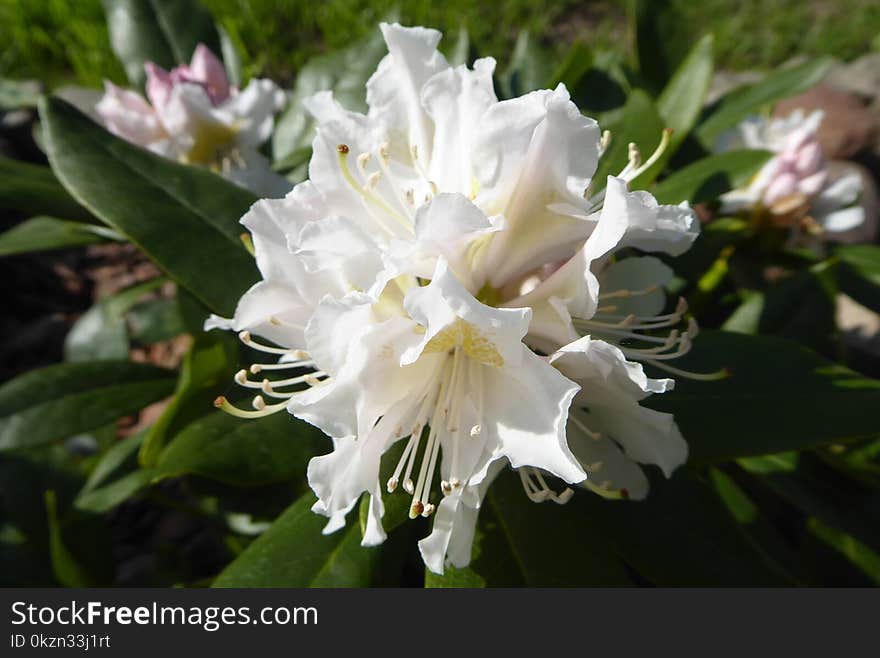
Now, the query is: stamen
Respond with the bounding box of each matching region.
[214,395,288,419]
[238,331,294,355]
[623,128,673,182]
[642,359,730,381]
[336,144,411,234]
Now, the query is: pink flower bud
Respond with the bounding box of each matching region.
[794,141,823,176]
[763,171,798,205]
[144,62,174,111]
[189,43,230,104]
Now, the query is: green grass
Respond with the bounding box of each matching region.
[0,0,878,88]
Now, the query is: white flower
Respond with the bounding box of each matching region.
[717,110,864,235]
[207,23,709,574]
[96,44,290,197]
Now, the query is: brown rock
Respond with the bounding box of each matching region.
[775,83,877,159]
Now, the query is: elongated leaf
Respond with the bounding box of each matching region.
[157,411,327,486]
[498,31,554,99]
[836,245,880,313]
[103,0,222,88]
[480,471,635,586]
[0,156,93,221]
[696,58,833,145]
[40,97,259,316]
[647,330,880,464]
[630,0,674,94]
[0,216,120,257]
[425,565,486,588]
[573,470,788,585]
[651,149,771,204]
[65,278,166,362]
[74,470,155,513]
[45,490,93,587]
[657,34,714,138]
[213,492,381,587]
[140,332,235,466]
[593,89,664,188]
[272,31,386,163]
[0,361,175,451]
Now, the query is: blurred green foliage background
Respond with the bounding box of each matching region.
[1,0,878,89]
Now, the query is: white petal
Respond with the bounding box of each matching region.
[401,258,531,368]
[95,82,166,146]
[473,84,601,285]
[422,58,497,195]
[598,256,673,318]
[216,280,311,348]
[567,421,650,500]
[481,351,585,484]
[605,177,700,256]
[366,23,449,162]
[294,215,384,292]
[291,315,437,439]
[221,78,286,147]
[303,292,377,375]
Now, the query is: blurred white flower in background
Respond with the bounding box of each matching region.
[207,23,714,574]
[717,109,864,237]
[96,44,290,197]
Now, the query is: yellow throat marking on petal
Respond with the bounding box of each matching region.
[423,318,504,367]
[183,121,240,166]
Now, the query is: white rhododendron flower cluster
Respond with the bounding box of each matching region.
[96,44,290,197]
[207,23,714,574]
[717,109,864,235]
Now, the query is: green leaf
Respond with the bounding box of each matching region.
[581,470,787,585]
[45,490,94,587]
[657,34,714,139]
[593,89,664,188]
[808,518,880,584]
[0,78,42,109]
[647,330,880,463]
[651,149,772,204]
[102,0,222,88]
[0,216,120,257]
[696,58,833,146]
[157,411,327,486]
[139,331,238,466]
[64,278,166,363]
[498,31,554,99]
[40,96,259,316]
[0,361,175,451]
[446,27,471,67]
[478,471,635,586]
[0,156,93,221]
[836,245,880,313]
[217,24,242,88]
[629,0,674,94]
[127,297,187,344]
[425,565,486,588]
[272,31,386,163]
[74,470,155,514]
[212,491,382,587]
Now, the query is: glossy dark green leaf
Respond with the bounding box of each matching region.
[581,469,787,585]
[64,278,166,362]
[0,216,120,257]
[0,361,175,451]
[425,564,486,588]
[157,411,327,486]
[212,491,382,587]
[103,0,222,88]
[657,34,714,139]
[629,0,674,93]
[478,471,635,586]
[127,297,187,344]
[836,244,880,313]
[647,330,880,464]
[0,156,93,221]
[651,149,772,204]
[140,331,238,466]
[75,432,153,513]
[272,31,386,163]
[40,96,259,316]
[74,470,155,514]
[696,58,833,146]
[593,89,664,189]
